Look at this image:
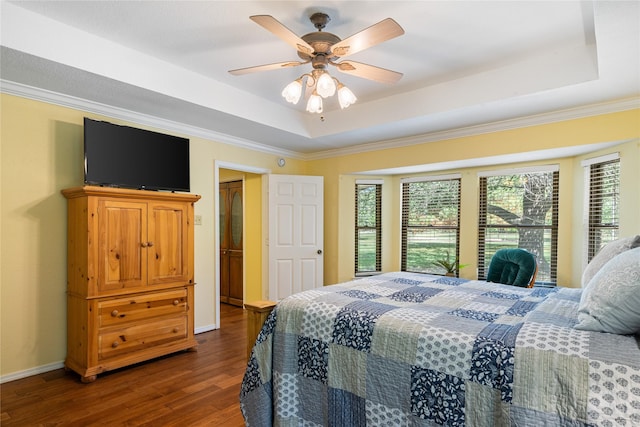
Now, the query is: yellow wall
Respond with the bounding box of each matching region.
[0,94,305,379]
[1,91,639,380]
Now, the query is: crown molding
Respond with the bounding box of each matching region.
[0,79,302,159]
[3,79,638,162]
[305,97,640,160]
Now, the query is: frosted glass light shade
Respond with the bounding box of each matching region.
[281,79,303,104]
[316,72,336,98]
[306,92,323,113]
[338,84,357,109]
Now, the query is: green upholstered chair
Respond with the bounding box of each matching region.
[486,248,538,288]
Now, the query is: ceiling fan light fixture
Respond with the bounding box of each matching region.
[233,13,404,114]
[338,83,357,109]
[281,78,303,104]
[306,91,323,113]
[316,71,336,98]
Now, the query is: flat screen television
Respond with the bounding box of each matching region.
[84,118,190,192]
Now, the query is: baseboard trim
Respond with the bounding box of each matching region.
[195,324,218,334]
[1,326,220,384]
[0,361,65,384]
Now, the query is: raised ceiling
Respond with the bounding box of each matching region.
[1,1,639,161]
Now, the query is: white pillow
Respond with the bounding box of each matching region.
[575,247,640,335]
[581,235,640,288]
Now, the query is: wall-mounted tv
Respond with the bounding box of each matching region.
[84,118,190,192]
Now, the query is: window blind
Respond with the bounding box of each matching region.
[586,158,620,261]
[401,178,461,275]
[478,170,559,285]
[355,183,382,274]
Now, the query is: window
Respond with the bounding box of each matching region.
[583,154,620,262]
[401,175,461,275]
[478,166,559,285]
[355,181,382,275]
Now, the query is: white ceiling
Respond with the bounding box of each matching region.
[1,1,639,163]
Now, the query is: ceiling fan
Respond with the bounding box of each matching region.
[229,12,405,112]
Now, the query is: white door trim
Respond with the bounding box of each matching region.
[214,161,271,329]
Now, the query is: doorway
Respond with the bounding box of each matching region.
[215,162,269,329]
[219,180,243,307]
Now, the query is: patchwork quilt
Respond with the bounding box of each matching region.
[240,272,640,426]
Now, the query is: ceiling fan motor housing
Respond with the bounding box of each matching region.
[299,13,341,61]
[310,12,330,30]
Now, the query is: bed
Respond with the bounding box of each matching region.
[240,271,640,426]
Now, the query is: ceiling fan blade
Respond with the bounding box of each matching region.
[250,15,314,56]
[229,61,306,76]
[334,61,403,84]
[331,18,404,58]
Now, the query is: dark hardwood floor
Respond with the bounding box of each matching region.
[1,303,249,426]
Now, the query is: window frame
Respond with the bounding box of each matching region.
[400,174,462,276]
[581,153,620,265]
[477,165,559,285]
[355,180,382,276]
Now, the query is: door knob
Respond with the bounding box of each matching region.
[317,249,322,255]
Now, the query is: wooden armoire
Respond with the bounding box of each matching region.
[219,181,243,306]
[62,186,200,382]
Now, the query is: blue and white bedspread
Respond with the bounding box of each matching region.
[240,272,640,426]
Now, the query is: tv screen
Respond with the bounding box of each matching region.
[84,118,190,192]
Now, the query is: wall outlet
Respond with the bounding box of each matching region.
[194,215,202,226]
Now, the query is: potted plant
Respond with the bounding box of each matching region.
[432,251,468,277]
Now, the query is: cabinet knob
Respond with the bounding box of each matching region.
[141,242,148,248]
[173,300,180,306]
[111,341,119,348]
[111,310,119,317]
[147,241,154,247]
[173,328,179,333]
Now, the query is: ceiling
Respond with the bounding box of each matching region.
[1,1,639,162]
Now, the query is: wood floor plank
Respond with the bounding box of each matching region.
[1,304,249,426]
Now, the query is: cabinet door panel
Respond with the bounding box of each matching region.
[220,250,230,303]
[228,250,243,305]
[98,200,147,291]
[148,202,190,285]
[229,184,243,251]
[219,187,229,250]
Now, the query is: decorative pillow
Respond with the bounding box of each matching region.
[581,235,640,288]
[575,247,640,335]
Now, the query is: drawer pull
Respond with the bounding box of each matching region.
[173,328,179,333]
[111,341,119,348]
[111,310,119,317]
[173,300,180,306]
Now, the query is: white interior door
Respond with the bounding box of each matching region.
[268,174,324,301]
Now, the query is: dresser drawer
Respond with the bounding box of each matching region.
[98,289,188,327]
[98,315,187,360]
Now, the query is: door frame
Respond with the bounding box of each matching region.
[214,161,270,328]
